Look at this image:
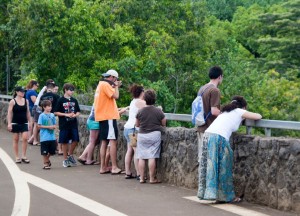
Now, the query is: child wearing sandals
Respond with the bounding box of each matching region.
[38,100,57,170]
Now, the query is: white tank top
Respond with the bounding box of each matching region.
[124,98,139,129]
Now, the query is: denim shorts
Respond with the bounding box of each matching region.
[58,128,79,144]
[124,128,135,145]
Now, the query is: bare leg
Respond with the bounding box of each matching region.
[68,141,77,156]
[99,140,109,173]
[79,145,89,161]
[28,117,34,141]
[12,133,20,160]
[32,122,39,144]
[43,154,50,163]
[86,130,99,163]
[109,139,121,173]
[105,146,110,168]
[62,143,68,160]
[149,158,157,182]
[125,145,134,175]
[139,159,146,182]
[57,143,63,154]
[133,147,139,176]
[21,131,28,158]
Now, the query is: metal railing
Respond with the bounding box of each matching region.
[1,94,300,136]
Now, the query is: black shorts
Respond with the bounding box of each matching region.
[11,123,28,133]
[40,140,57,155]
[58,128,79,144]
[99,119,118,141]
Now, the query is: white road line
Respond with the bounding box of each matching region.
[0,148,30,216]
[183,196,270,216]
[23,172,127,216]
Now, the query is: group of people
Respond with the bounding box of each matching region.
[7,66,263,196]
[7,79,60,165]
[7,69,166,184]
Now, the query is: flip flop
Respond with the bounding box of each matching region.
[111,170,123,175]
[125,173,136,179]
[230,197,242,203]
[99,170,111,174]
[140,180,146,184]
[21,158,30,163]
[77,158,86,165]
[150,180,162,184]
[85,160,95,165]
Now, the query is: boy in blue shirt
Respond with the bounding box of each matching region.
[38,100,57,170]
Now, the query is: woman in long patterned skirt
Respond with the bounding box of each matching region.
[197,96,262,203]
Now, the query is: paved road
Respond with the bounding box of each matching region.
[0,129,297,216]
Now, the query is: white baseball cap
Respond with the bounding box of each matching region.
[102,69,119,78]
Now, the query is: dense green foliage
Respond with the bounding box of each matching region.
[0,0,299,135]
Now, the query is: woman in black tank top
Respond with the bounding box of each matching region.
[7,86,31,163]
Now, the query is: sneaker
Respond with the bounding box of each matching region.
[68,155,77,166]
[63,159,71,168]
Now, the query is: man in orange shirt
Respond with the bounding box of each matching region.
[94,69,123,174]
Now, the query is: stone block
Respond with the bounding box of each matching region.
[259,139,273,149]
[290,140,300,156]
[268,183,278,209]
[278,188,292,211]
[292,192,300,212]
[255,180,269,205]
[279,147,291,160]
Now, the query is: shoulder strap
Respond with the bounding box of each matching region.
[102,79,115,87]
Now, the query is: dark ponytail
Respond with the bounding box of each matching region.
[221,95,247,112]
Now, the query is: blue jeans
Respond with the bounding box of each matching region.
[124,128,135,145]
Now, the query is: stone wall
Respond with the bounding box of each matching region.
[1,101,299,213]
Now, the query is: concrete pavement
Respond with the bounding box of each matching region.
[0,129,297,216]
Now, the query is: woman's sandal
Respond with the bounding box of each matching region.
[21,158,30,164]
[77,158,86,165]
[85,160,95,165]
[230,197,242,203]
[125,173,136,179]
[216,197,242,204]
[149,179,162,184]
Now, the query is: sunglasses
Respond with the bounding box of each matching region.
[68,88,75,91]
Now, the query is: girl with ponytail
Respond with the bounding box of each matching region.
[197,95,262,203]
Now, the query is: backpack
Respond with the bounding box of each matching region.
[191,87,211,126]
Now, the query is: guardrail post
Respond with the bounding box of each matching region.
[265,128,271,137]
[246,126,252,135]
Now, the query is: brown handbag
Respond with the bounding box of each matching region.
[128,126,137,147]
